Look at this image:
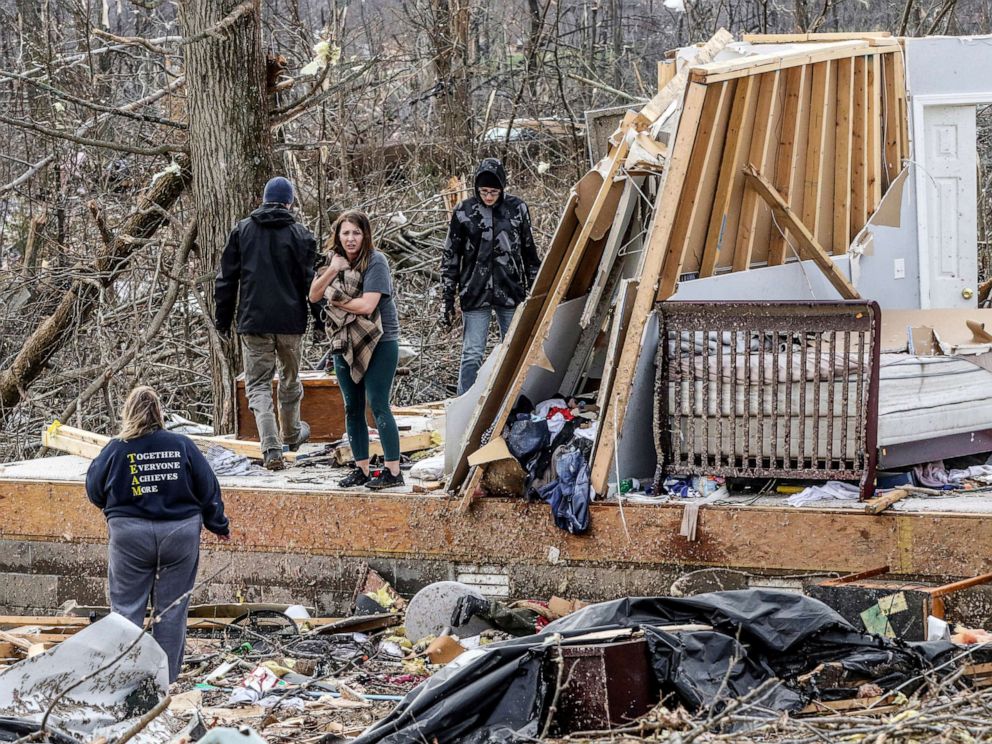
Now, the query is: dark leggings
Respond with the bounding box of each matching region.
[334,339,400,462]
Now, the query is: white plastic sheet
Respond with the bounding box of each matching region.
[0,612,171,742]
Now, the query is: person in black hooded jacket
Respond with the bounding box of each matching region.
[214,176,316,470]
[441,158,541,394]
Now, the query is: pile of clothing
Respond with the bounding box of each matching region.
[503,396,599,533]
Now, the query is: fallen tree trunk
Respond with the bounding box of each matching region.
[0,158,192,419]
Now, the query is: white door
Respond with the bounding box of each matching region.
[922,104,978,308]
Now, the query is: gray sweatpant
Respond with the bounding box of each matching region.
[242,333,304,454]
[107,515,201,682]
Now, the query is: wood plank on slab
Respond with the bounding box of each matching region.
[333,431,435,465]
[767,64,811,266]
[590,83,709,495]
[743,164,860,300]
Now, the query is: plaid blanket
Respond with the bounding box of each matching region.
[324,268,383,383]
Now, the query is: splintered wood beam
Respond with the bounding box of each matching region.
[767,65,811,266]
[689,40,871,84]
[461,136,631,508]
[867,54,883,213]
[590,83,709,495]
[743,164,860,300]
[833,57,855,253]
[671,80,735,275]
[640,29,733,122]
[699,76,758,277]
[733,70,782,271]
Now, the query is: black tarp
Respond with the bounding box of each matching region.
[352,590,944,744]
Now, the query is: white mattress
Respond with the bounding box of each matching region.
[667,353,992,453]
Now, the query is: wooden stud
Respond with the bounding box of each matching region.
[851,56,869,239]
[892,47,910,165]
[733,70,782,271]
[699,76,759,277]
[801,62,833,253]
[743,164,860,300]
[671,80,735,275]
[881,55,902,187]
[833,57,855,253]
[767,65,811,266]
[867,54,883,214]
[590,83,709,494]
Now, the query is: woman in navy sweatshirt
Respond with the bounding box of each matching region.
[85,385,231,682]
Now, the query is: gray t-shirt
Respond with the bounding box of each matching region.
[361,250,399,342]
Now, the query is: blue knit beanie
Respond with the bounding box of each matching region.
[262,176,294,205]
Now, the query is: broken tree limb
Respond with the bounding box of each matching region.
[0,157,191,419]
[742,163,860,299]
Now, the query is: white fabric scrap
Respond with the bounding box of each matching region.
[787,481,860,507]
[410,453,445,481]
[533,398,567,420]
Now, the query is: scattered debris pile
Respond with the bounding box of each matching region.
[5,584,992,743]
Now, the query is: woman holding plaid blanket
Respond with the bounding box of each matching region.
[309,211,403,490]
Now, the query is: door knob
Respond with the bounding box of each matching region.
[963,288,975,300]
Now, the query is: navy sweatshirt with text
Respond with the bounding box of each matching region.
[85,428,229,535]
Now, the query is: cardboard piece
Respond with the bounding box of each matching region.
[548,596,588,618]
[426,634,467,665]
[869,168,908,229]
[467,436,513,467]
[881,309,992,354]
[574,169,626,241]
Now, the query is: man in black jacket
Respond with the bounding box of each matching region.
[441,158,540,394]
[214,176,316,470]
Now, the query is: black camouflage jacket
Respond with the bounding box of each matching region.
[441,159,541,311]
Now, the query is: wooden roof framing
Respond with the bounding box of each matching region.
[452,32,910,503]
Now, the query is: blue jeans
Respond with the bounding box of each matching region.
[458,306,516,395]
